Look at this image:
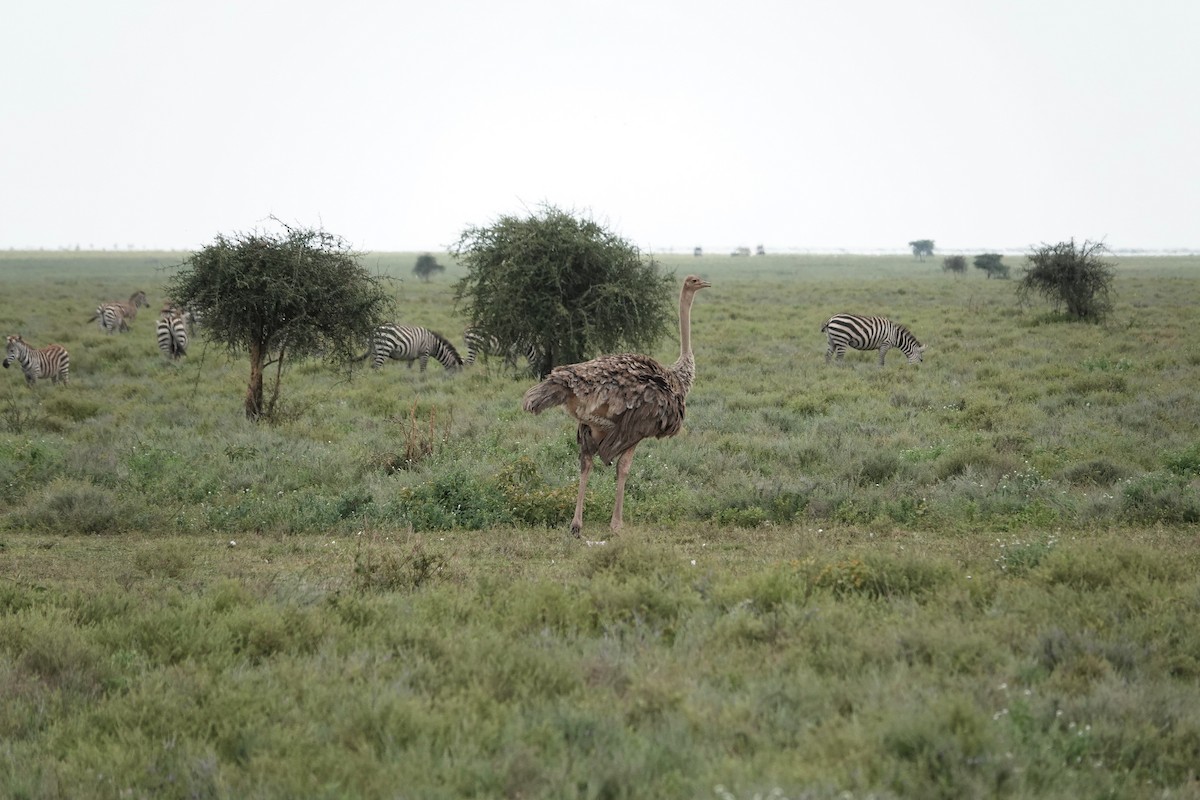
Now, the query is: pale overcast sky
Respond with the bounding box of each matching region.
[3,0,1197,254]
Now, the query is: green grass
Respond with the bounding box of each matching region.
[2,250,1199,798]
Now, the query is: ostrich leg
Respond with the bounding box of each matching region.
[571,453,594,537]
[610,445,638,532]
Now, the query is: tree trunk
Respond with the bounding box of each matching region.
[245,340,265,421]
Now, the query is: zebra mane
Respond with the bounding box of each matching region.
[430,330,463,366]
[895,322,921,345]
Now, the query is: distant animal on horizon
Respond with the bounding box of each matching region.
[157,309,188,360]
[463,326,539,372]
[522,274,711,537]
[3,334,70,386]
[87,290,149,334]
[821,314,925,366]
[361,324,463,372]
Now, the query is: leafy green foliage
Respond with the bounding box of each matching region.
[164,220,394,419]
[974,252,1010,279]
[908,238,934,259]
[1018,239,1116,321]
[451,205,675,376]
[942,254,966,274]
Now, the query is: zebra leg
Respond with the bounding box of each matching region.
[878,344,891,366]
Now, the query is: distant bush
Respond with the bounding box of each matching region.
[973,253,1009,279]
[1018,239,1116,321]
[942,255,966,275]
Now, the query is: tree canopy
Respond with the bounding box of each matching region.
[164,221,394,420]
[1017,239,1115,322]
[451,205,675,378]
[909,239,935,260]
[942,255,966,275]
[413,253,445,282]
[974,253,1009,279]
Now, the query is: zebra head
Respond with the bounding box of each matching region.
[3,335,22,369]
[897,327,925,363]
[431,331,464,371]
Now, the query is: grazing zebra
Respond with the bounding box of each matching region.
[821,314,925,365]
[89,290,149,334]
[463,326,538,371]
[364,324,463,372]
[3,335,70,386]
[156,311,188,359]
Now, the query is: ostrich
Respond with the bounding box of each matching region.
[522,274,711,537]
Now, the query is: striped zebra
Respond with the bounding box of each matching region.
[3,335,70,386]
[156,311,188,359]
[463,326,538,371]
[162,303,200,335]
[821,314,925,365]
[364,324,463,371]
[89,290,149,334]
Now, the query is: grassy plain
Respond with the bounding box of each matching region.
[1,249,1199,798]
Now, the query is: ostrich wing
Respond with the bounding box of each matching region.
[530,354,686,464]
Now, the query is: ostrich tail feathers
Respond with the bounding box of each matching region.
[522,379,570,414]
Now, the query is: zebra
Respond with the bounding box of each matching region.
[162,302,200,335]
[364,324,463,372]
[3,335,70,386]
[156,311,188,359]
[88,290,149,334]
[821,314,925,365]
[463,326,538,371]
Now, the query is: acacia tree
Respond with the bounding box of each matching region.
[451,205,674,378]
[909,239,935,260]
[974,253,1009,279]
[165,221,394,420]
[1017,239,1116,322]
[413,253,445,282]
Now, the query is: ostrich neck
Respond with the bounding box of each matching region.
[671,289,697,395]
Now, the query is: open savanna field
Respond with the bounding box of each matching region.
[2,249,1199,799]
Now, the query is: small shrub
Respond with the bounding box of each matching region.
[9,478,128,534]
[388,403,451,469]
[1164,444,1200,477]
[390,467,507,530]
[41,395,102,422]
[1121,473,1200,524]
[813,558,874,597]
[133,543,191,579]
[495,457,575,527]
[849,451,901,485]
[351,540,448,593]
[1062,458,1126,486]
[994,535,1057,576]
